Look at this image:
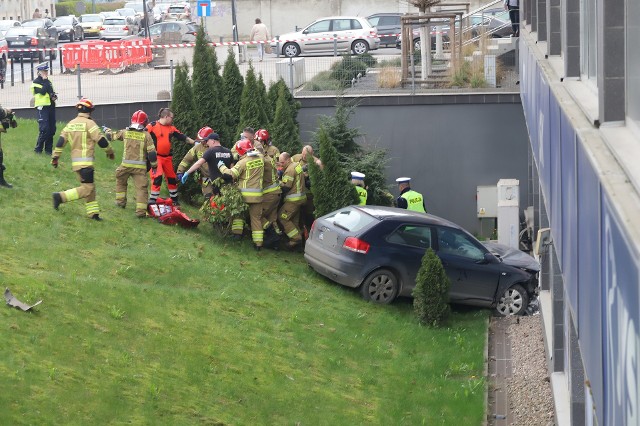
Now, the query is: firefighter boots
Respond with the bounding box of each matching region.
[0,153,12,188]
[52,192,62,209]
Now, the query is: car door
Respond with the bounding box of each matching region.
[44,19,57,40]
[384,224,435,295]
[376,15,401,46]
[331,18,354,52]
[435,227,503,305]
[301,19,331,52]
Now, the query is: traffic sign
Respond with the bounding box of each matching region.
[197,0,211,17]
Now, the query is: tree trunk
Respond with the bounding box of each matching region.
[419,11,432,82]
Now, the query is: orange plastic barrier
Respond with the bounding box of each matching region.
[62,39,152,71]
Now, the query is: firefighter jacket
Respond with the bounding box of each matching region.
[280,161,306,202]
[109,128,157,170]
[262,153,281,196]
[54,113,113,171]
[266,144,280,159]
[178,143,210,181]
[31,75,55,107]
[219,152,264,204]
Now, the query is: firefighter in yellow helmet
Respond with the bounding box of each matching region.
[51,98,115,220]
[278,151,307,249]
[104,110,158,217]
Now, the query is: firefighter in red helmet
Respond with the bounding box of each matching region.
[255,128,279,159]
[103,110,158,217]
[177,126,215,198]
[51,98,115,220]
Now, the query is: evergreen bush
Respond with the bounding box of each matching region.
[237,63,269,135]
[413,249,451,327]
[270,84,301,155]
[330,56,368,87]
[199,178,248,236]
[221,47,244,148]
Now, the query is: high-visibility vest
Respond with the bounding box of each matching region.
[31,81,54,107]
[401,190,426,213]
[355,185,367,205]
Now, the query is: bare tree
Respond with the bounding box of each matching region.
[407,0,442,80]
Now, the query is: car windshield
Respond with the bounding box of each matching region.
[186,23,198,32]
[324,207,377,232]
[80,15,102,23]
[21,20,44,28]
[6,27,36,36]
[54,17,73,25]
[126,3,145,13]
[104,18,126,25]
[168,6,186,13]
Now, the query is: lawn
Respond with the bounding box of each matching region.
[0,119,489,425]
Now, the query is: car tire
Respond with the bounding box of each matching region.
[351,40,369,55]
[283,42,300,57]
[495,284,529,316]
[80,30,85,41]
[413,38,421,51]
[360,269,399,304]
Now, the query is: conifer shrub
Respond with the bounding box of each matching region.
[270,84,301,155]
[413,248,451,327]
[222,47,244,148]
[199,179,248,236]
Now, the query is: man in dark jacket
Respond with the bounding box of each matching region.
[30,63,57,155]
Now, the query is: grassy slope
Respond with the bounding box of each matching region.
[0,120,488,425]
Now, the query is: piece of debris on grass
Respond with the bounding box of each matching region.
[4,288,42,312]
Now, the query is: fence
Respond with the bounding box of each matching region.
[0,35,519,109]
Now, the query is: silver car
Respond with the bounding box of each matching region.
[100,17,134,40]
[273,16,380,57]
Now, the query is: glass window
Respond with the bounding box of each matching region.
[368,17,380,27]
[333,19,351,32]
[580,0,598,82]
[306,20,330,34]
[351,19,363,30]
[387,225,433,249]
[380,16,400,26]
[437,228,485,261]
[628,0,640,131]
[324,207,376,232]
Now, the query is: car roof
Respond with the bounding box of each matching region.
[354,205,462,228]
[367,13,402,17]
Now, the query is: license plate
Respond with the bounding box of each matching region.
[11,41,25,46]
[319,230,338,247]
[108,28,120,32]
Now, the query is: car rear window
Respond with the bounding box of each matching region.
[6,27,36,36]
[104,18,126,25]
[324,207,377,232]
[351,19,363,30]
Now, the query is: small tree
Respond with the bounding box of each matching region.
[314,97,361,155]
[237,63,269,135]
[222,47,244,148]
[343,149,394,206]
[413,248,451,327]
[200,178,248,236]
[270,84,301,155]
[309,127,359,217]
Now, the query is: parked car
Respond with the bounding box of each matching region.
[4,26,58,61]
[79,14,104,38]
[304,206,540,316]
[53,15,84,42]
[141,21,200,43]
[272,16,380,57]
[99,11,120,20]
[164,3,192,21]
[21,18,58,43]
[366,13,402,47]
[100,17,135,40]
[0,20,21,37]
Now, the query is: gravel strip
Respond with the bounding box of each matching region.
[505,315,555,425]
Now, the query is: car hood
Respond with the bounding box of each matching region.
[482,242,540,272]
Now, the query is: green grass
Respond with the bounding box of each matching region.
[0,120,489,424]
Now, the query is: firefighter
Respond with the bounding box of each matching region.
[0,105,18,188]
[180,132,233,197]
[277,152,306,249]
[292,145,322,236]
[255,128,279,159]
[201,139,264,249]
[231,127,258,161]
[396,177,426,212]
[104,110,158,217]
[254,137,282,249]
[146,107,195,206]
[176,126,215,199]
[351,171,367,205]
[51,98,115,221]
[31,63,57,155]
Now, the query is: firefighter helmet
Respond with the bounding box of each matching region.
[130,110,148,130]
[197,126,214,140]
[235,139,254,157]
[76,98,95,112]
[255,129,270,143]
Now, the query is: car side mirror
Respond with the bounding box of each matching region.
[482,252,500,264]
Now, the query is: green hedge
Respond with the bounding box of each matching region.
[55,1,124,17]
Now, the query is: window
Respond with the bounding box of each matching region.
[628,0,640,131]
[368,16,380,27]
[324,207,376,232]
[436,228,485,261]
[306,20,330,34]
[580,0,597,82]
[380,16,400,26]
[387,225,433,249]
[333,19,351,32]
[351,19,363,30]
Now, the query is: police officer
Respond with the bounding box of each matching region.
[51,98,115,220]
[104,110,158,217]
[396,177,426,213]
[31,63,57,155]
[351,171,367,205]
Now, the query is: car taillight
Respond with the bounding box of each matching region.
[369,30,377,37]
[30,38,39,46]
[123,26,129,30]
[343,237,370,254]
[100,26,106,30]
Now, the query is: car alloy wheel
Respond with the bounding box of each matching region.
[283,42,300,57]
[352,40,369,55]
[361,269,399,304]
[495,284,529,316]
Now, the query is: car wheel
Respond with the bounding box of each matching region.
[70,33,75,43]
[351,40,369,55]
[495,284,529,316]
[283,42,300,57]
[360,269,399,304]
[413,38,421,51]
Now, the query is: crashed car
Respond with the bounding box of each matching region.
[304,206,539,316]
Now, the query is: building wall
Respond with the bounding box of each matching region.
[520,0,640,422]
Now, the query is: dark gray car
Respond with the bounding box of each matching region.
[304,206,539,316]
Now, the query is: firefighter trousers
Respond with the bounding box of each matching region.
[279,200,304,242]
[231,203,264,246]
[115,166,149,217]
[261,191,281,233]
[59,167,99,217]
